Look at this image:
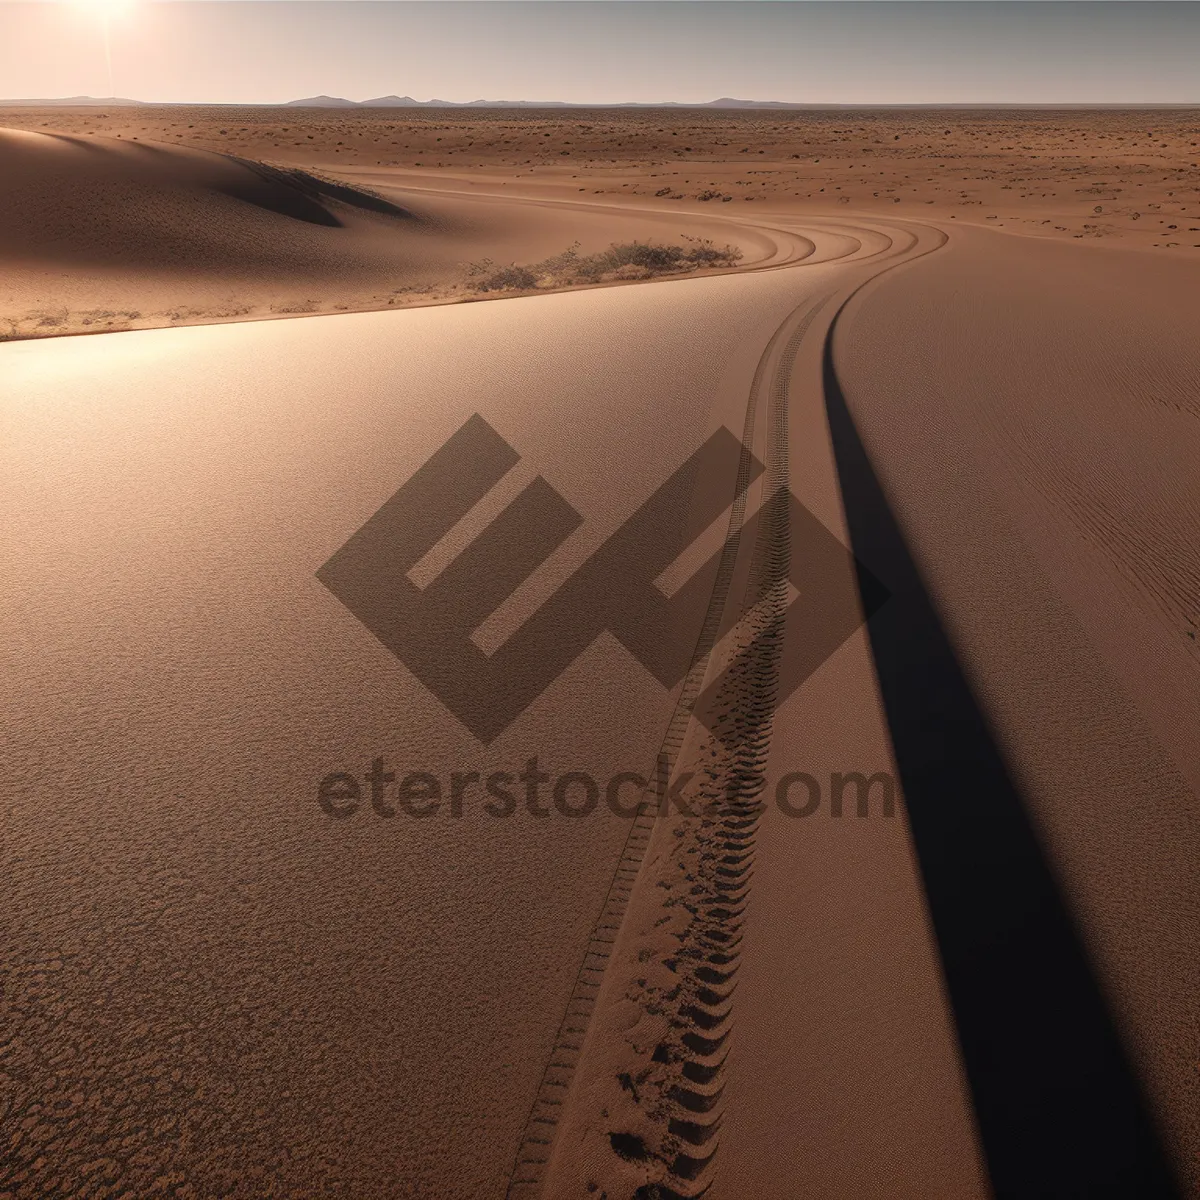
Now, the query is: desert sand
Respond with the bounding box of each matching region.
[1,106,1197,1200]
[2,104,1199,337]
[0,120,771,340]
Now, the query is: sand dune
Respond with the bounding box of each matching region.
[0,127,423,266]
[0,126,770,338]
[0,126,452,333]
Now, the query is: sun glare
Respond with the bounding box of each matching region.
[70,0,136,20]
[64,0,137,98]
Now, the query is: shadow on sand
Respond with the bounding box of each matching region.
[822,322,1179,1199]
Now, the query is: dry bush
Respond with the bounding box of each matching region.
[476,264,538,292]
[466,238,742,293]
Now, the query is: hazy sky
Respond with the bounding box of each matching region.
[2,2,1198,105]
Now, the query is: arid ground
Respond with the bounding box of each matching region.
[1,107,1198,1200]
[2,105,1199,338]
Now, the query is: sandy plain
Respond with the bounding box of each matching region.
[0,106,1197,1200]
[2,105,1199,338]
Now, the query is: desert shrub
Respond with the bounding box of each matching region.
[575,242,683,279]
[678,236,740,266]
[529,241,582,275]
[463,238,742,293]
[607,264,654,280]
[478,264,538,292]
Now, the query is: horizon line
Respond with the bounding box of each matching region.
[5,96,1200,109]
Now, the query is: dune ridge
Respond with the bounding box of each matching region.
[0,125,781,339]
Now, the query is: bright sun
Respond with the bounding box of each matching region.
[71,0,136,20]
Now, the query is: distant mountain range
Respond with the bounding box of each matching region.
[1,96,145,106]
[0,94,823,110]
[5,96,1191,111]
[284,95,810,109]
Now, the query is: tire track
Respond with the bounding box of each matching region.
[600,303,819,1200]
[508,220,945,1199]
[506,293,829,1200]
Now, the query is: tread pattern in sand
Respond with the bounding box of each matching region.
[513,297,829,1199]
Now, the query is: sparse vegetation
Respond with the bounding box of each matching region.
[466,236,743,293]
[467,262,539,291]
